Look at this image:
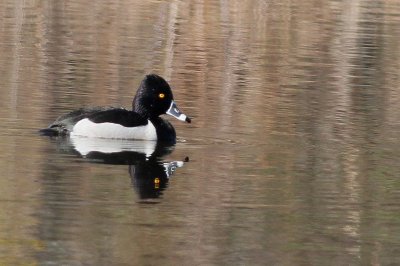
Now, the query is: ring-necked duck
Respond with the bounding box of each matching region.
[40,74,191,143]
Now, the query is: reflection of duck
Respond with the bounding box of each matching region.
[40,74,191,143]
[70,136,160,163]
[59,136,187,199]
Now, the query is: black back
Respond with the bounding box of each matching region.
[87,109,148,127]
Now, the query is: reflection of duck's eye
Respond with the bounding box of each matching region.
[154,177,160,189]
[158,93,165,99]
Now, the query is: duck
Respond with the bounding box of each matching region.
[40,74,191,143]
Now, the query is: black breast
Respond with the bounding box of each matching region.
[151,117,176,144]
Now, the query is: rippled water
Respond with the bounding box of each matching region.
[1,1,400,265]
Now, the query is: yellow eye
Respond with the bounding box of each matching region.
[158,93,165,99]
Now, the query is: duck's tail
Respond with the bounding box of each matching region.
[38,126,67,137]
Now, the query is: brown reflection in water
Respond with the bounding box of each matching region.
[0,0,399,265]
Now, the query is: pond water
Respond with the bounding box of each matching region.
[1,1,400,265]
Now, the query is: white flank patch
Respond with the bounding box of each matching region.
[70,135,157,157]
[71,118,157,140]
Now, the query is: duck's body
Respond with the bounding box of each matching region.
[44,107,176,142]
[40,75,190,143]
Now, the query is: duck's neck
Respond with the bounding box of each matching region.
[131,106,147,120]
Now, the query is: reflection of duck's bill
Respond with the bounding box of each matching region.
[166,101,191,123]
[70,135,157,157]
[163,161,185,177]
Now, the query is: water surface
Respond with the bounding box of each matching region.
[0,1,400,265]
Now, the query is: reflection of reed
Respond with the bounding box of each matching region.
[164,1,179,80]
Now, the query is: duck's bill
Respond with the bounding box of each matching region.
[166,101,191,123]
